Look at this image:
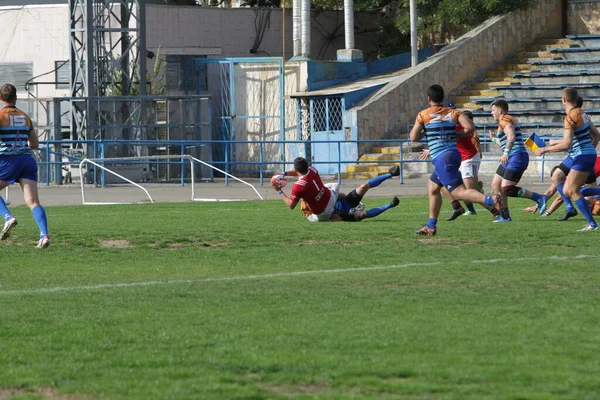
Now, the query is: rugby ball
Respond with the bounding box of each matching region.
[270,174,288,188]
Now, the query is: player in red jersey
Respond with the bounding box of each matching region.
[272,157,338,222]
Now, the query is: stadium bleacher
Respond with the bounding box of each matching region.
[452,35,600,138]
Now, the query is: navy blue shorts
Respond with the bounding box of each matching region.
[430,150,463,192]
[0,154,38,184]
[495,151,529,182]
[563,154,596,176]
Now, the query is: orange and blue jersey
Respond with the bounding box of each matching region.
[416,106,462,160]
[564,107,596,158]
[496,115,526,155]
[0,106,33,155]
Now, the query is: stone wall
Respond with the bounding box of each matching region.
[568,0,600,34]
[354,0,563,146]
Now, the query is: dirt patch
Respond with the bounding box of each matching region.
[148,240,230,249]
[0,387,92,400]
[99,239,131,248]
[298,240,365,246]
[258,382,330,396]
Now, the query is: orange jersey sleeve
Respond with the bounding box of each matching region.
[564,108,585,130]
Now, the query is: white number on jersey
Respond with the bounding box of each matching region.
[9,115,26,126]
[429,113,454,124]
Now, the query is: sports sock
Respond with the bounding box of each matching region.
[367,173,392,188]
[450,200,462,210]
[365,203,392,219]
[580,187,600,197]
[0,197,12,221]
[575,197,597,228]
[32,206,49,238]
[484,196,495,207]
[529,191,542,202]
[556,183,575,211]
[466,203,476,213]
[426,218,437,228]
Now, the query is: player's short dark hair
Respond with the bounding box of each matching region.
[563,87,578,103]
[427,85,444,103]
[576,96,584,108]
[462,110,474,121]
[491,99,509,113]
[0,84,17,103]
[293,157,309,174]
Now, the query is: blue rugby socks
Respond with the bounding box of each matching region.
[0,197,13,221]
[575,198,598,228]
[557,183,575,212]
[32,206,49,238]
[365,203,393,219]
[368,173,392,188]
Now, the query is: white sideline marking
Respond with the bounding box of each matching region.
[1,254,598,296]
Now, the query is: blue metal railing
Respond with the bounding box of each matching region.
[36,138,566,187]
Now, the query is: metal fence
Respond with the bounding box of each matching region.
[34,138,565,187]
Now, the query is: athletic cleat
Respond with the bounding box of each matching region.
[537,195,548,215]
[557,209,578,221]
[0,217,17,240]
[447,207,465,221]
[463,210,477,216]
[388,165,400,177]
[493,216,512,223]
[578,224,599,232]
[415,226,437,236]
[36,235,51,249]
[389,196,399,208]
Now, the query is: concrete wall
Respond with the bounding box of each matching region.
[568,0,600,34]
[146,6,379,61]
[354,0,563,149]
[0,5,70,100]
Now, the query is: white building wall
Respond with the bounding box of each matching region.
[0,4,70,99]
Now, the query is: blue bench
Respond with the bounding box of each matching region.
[528,58,600,65]
[509,70,600,78]
[489,83,600,89]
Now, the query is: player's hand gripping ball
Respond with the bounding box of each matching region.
[271,174,288,191]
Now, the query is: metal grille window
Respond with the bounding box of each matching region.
[311,97,343,132]
[55,61,69,89]
[0,62,33,93]
[166,55,207,93]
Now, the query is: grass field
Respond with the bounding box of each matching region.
[1,197,600,400]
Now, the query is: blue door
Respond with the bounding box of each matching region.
[310,97,345,176]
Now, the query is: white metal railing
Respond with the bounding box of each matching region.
[78,155,264,205]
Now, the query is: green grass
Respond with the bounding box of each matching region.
[1,198,600,399]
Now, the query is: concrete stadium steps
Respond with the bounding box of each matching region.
[471,109,600,125]
[566,34,600,47]
[528,58,600,72]
[486,83,600,98]
[371,146,401,154]
[338,146,422,179]
[345,165,396,173]
[515,50,559,59]
[506,71,600,85]
[475,122,565,136]
[457,97,600,111]
[547,46,600,60]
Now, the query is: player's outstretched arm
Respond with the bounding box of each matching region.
[409,120,424,142]
[536,129,573,155]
